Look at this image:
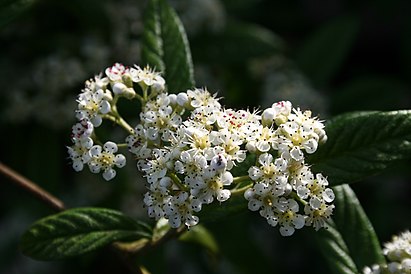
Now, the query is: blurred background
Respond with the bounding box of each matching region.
[1,0,411,273]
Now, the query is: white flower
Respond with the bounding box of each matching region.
[140,149,173,184]
[383,230,411,262]
[126,125,151,159]
[175,150,208,179]
[67,137,93,172]
[261,101,292,126]
[277,198,305,236]
[190,169,233,204]
[130,65,165,91]
[143,190,170,220]
[304,202,334,231]
[141,105,182,142]
[71,119,94,140]
[248,153,288,186]
[88,141,126,181]
[76,89,112,127]
[105,63,129,82]
[187,88,221,109]
[163,192,201,228]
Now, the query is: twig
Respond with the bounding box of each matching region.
[0,162,65,212]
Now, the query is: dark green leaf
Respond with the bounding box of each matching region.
[308,110,411,186]
[0,0,35,27]
[192,21,285,64]
[316,185,384,273]
[295,15,359,87]
[179,224,219,255]
[198,191,248,223]
[20,207,151,260]
[141,0,195,92]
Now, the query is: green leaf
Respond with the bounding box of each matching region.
[191,21,285,64]
[141,0,195,92]
[198,192,248,223]
[308,110,411,186]
[20,207,151,260]
[295,15,359,87]
[316,185,385,273]
[0,0,35,27]
[179,224,219,255]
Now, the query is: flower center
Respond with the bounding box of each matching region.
[99,152,115,167]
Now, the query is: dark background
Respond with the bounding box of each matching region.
[1,0,411,273]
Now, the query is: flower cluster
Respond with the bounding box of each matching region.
[67,63,166,180]
[363,230,411,274]
[67,63,334,236]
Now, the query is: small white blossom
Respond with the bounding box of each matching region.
[88,141,126,181]
[164,192,201,228]
[67,137,93,172]
[76,89,112,127]
[130,65,165,91]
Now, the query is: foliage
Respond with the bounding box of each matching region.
[1,0,411,273]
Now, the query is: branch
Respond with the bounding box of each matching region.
[0,162,65,212]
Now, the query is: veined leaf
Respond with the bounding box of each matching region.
[20,207,152,260]
[308,110,411,186]
[316,185,384,273]
[141,0,195,92]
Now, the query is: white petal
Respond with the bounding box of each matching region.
[88,162,101,173]
[113,82,127,95]
[259,153,273,166]
[169,215,181,228]
[280,225,295,236]
[290,147,304,161]
[99,100,111,114]
[221,171,233,185]
[89,145,102,157]
[254,183,269,195]
[115,154,126,168]
[303,139,318,154]
[293,214,305,229]
[267,215,278,227]
[309,197,322,210]
[323,188,335,203]
[217,189,231,202]
[248,199,262,211]
[185,215,199,227]
[104,141,118,153]
[91,115,102,127]
[103,168,116,181]
[248,166,262,180]
[297,186,309,199]
[244,188,254,200]
[81,137,93,148]
[72,160,83,172]
[256,141,270,152]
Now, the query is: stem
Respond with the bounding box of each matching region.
[230,183,253,196]
[117,143,128,148]
[104,113,135,135]
[0,162,65,212]
[168,172,188,191]
[113,226,186,255]
[232,175,250,184]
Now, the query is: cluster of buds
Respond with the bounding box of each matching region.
[364,231,411,274]
[67,63,335,236]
